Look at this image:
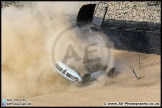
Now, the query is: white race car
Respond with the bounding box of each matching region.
[54,61,115,85]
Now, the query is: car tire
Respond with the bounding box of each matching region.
[80,72,91,83]
[106,67,115,77]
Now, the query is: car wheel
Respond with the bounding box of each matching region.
[80,72,91,83]
[106,67,115,77]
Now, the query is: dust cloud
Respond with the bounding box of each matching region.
[2,2,114,98]
[2,2,83,98]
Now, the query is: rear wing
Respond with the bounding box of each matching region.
[76,3,108,27]
[76,4,96,25]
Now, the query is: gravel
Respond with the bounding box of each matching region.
[1,1,161,23]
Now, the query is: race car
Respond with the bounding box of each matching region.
[54,61,115,85]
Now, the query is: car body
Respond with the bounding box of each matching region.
[54,61,83,84]
[54,61,116,85]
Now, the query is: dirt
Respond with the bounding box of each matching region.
[26,50,161,106]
